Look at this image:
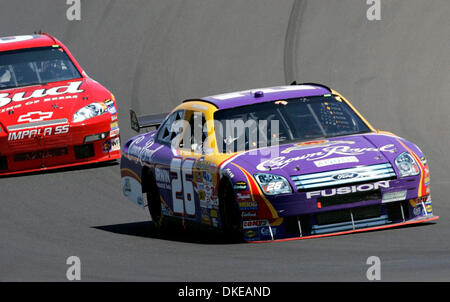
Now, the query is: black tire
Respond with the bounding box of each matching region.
[145,172,166,231]
[219,180,243,242]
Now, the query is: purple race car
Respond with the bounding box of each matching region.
[120,83,438,242]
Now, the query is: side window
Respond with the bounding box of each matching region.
[157,110,185,145]
[180,111,208,153]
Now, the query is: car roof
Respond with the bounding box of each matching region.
[0,34,57,52]
[193,84,331,110]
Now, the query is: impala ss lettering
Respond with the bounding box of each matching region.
[8,125,69,141]
[306,180,390,199]
[256,144,395,171]
[0,81,84,108]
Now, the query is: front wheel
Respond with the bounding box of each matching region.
[219,180,243,242]
[145,173,166,231]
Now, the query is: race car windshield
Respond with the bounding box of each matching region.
[0,47,81,90]
[214,95,371,153]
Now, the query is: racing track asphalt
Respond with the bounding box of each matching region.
[0,0,449,281]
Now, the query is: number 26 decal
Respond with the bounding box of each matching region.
[170,158,195,216]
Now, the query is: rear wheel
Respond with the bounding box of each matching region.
[219,180,243,242]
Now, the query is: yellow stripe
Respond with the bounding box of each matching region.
[333,90,376,132]
[120,168,141,183]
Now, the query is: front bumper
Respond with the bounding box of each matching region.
[242,177,437,242]
[0,116,120,176]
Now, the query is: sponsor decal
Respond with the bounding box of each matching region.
[8,124,69,141]
[201,208,211,225]
[194,170,203,183]
[223,168,234,179]
[382,190,407,203]
[314,156,359,168]
[233,181,247,190]
[426,204,433,214]
[236,191,252,201]
[122,176,144,207]
[257,144,395,171]
[0,35,39,43]
[238,201,258,210]
[17,111,53,123]
[123,178,131,195]
[104,99,114,107]
[282,140,355,154]
[0,81,84,108]
[102,140,111,153]
[111,137,120,151]
[155,167,171,190]
[413,206,424,216]
[110,121,119,129]
[409,195,429,208]
[260,226,277,237]
[244,230,259,239]
[198,190,206,201]
[332,172,359,181]
[110,128,120,138]
[127,139,163,164]
[211,85,316,101]
[241,211,258,218]
[108,106,117,114]
[306,180,390,199]
[243,220,269,228]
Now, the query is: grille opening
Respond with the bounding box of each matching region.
[386,201,410,222]
[318,190,382,207]
[298,215,312,236]
[315,205,381,226]
[292,163,396,191]
[284,216,300,235]
[74,144,94,160]
[14,147,68,162]
[0,156,7,171]
[284,215,312,237]
[297,177,396,193]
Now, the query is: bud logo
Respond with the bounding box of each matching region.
[17,111,54,123]
[306,180,390,199]
[0,81,84,108]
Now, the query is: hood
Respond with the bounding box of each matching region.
[0,78,111,128]
[229,133,408,177]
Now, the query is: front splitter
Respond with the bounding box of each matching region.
[249,215,439,243]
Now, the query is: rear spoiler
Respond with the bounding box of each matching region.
[130,109,168,132]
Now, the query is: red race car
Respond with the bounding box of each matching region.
[0,34,120,176]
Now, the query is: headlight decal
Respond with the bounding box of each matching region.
[230,162,279,220]
[394,138,427,197]
[73,102,107,123]
[254,173,292,195]
[394,152,420,177]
